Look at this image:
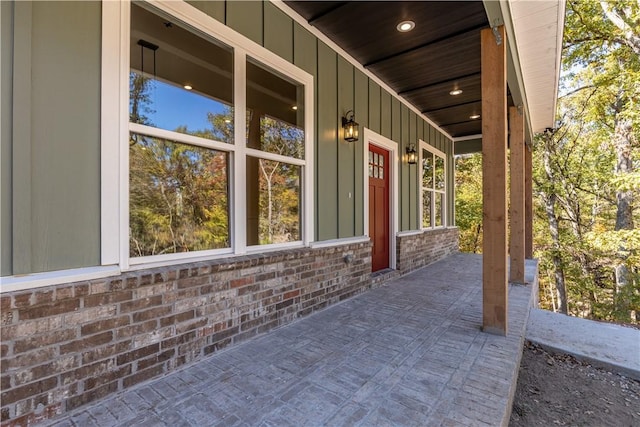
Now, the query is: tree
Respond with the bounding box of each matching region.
[537,129,569,314]
[255,116,303,244]
[533,0,639,322]
[455,154,484,253]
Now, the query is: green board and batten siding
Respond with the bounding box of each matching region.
[1,1,13,276]
[1,0,455,277]
[409,111,418,229]
[337,57,356,238]
[400,105,410,231]
[380,90,392,141]
[316,41,339,240]
[368,80,381,135]
[227,1,263,46]
[3,2,101,276]
[264,2,293,62]
[353,69,368,237]
[186,0,225,23]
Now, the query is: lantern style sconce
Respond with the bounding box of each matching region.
[342,110,359,142]
[406,144,417,164]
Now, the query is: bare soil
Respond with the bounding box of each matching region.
[510,342,640,427]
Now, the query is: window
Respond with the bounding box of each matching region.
[124,2,313,265]
[421,141,447,228]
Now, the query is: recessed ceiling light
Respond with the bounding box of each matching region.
[292,106,298,110]
[184,84,192,90]
[449,89,463,96]
[397,21,415,32]
[470,114,481,120]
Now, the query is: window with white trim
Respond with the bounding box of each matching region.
[126,2,312,264]
[420,141,447,228]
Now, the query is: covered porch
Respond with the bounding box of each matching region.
[283,0,564,336]
[43,253,539,427]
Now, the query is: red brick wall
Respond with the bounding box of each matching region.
[396,228,459,274]
[0,242,371,426]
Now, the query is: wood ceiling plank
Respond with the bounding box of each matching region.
[440,121,482,137]
[367,30,481,93]
[424,101,482,126]
[286,1,487,65]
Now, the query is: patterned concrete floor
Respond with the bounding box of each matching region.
[44,253,538,427]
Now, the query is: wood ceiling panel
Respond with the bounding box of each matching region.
[441,121,482,137]
[402,73,482,112]
[306,1,488,65]
[367,29,481,93]
[426,101,482,126]
[286,2,348,22]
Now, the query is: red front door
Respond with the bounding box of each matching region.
[368,144,390,272]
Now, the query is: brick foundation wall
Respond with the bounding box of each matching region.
[396,227,459,274]
[0,242,371,426]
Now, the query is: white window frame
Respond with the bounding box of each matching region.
[419,139,447,230]
[104,0,314,270]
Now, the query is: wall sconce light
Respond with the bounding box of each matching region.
[406,144,417,164]
[342,110,359,142]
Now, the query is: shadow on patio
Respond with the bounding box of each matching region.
[43,253,538,427]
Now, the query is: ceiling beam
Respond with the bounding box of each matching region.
[308,2,348,24]
[363,23,489,69]
[422,99,481,115]
[398,72,481,96]
[454,138,483,155]
[439,119,481,128]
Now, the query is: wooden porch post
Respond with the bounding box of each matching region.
[525,142,533,259]
[509,106,525,283]
[481,26,508,335]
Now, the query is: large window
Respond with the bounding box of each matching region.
[421,142,447,229]
[126,2,312,264]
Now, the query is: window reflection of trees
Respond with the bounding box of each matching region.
[253,115,303,245]
[129,134,229,257]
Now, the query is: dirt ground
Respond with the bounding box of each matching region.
[509,342,640,426]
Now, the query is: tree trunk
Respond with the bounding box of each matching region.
[614,116,634,231]
[544,193,569,314]
[473,223,482,254]
[541,134,569,314]
[612,101,635,318]
[259,160,279,244]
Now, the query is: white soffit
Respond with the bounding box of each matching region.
[508,0,566,133]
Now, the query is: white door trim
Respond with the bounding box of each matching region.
[363,128,398,270]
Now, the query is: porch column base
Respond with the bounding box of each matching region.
[482,325,507,336]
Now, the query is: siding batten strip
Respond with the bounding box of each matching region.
[12,1,32,273]
[481,26,508,336]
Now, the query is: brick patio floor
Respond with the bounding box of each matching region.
[42,253,538,427]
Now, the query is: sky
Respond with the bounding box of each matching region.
[144,79,228,133]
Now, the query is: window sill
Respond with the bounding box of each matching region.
[0,266,122,293]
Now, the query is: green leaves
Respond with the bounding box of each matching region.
[530,0,640,323]
[455,154,483,254]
